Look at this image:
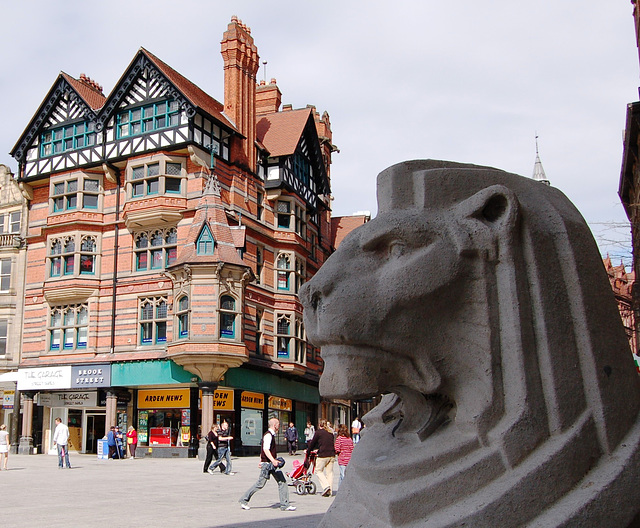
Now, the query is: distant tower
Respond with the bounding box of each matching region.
[532,135,550,185]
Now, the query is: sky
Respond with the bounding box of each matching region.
[0,1,638,265]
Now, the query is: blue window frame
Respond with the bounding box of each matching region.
[197,225,214,255]
[277,254,291,291]
[117,100,180,138]
[139,297,167,345]
[41,121,96,157]
[276,315,291,358]
[49,305,88,351]
[177,296,189,338]
[219,295,236,339]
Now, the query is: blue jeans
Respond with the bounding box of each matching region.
[339,464,347,487]
[211,446,232,474]
[57,444,70,468]
[240,463,290,509]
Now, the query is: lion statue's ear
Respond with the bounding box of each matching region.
[453,184,520,261]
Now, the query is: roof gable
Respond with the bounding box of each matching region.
[257,108,311,157]
[11,73,106,160]
[96,48,237,134]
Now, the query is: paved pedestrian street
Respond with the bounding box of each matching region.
[1,452,337,528]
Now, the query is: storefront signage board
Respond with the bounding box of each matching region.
[137,388,190,409]
[39,391,98,408]
[18,366,72,390]
[268,395,292,411]
[241,391,264,409]
[2,390,13,409]
[213,388,234,410]
[71,364,111,388]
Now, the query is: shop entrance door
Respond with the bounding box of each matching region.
[86,412,106,454]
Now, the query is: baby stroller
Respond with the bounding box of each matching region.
[287,450,318,495]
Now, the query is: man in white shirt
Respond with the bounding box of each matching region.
[351,417,362,444]
[239,418,296,511]
[53,417,71,469]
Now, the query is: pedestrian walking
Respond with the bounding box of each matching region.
[285,422,298,455]
[334,424,354,488]
[53,417,71,469]
[115,426,124,459]
[304,420,315,448]
[126,426,138,459]
[107,426,117,459]
[209,420,235,475]
[0,424,9,470]
[306,419,335,497]
[239,418,296,512]
[203,424,225,474]
[351,416,362,444]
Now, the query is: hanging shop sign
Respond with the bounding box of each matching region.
[39,390,98,408]
[2,390,13,409]
[241,391,264,409]
[71,364,111,388]
[18,366,72,390]
[268,395,292,412]
[137,388,190,409]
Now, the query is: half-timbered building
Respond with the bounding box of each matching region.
[10,16,335,456]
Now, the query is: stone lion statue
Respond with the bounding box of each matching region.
[300,160,640,527]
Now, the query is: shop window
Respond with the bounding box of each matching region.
[117,100,179,138]
[134,228,177,271]
[0,319,6,356]
[139,297,168,346]
[0,211,21,234]
[176,296,189,338]
[48,234,98,278]
[0,258,11,291]
[40,120,96,157]
[128,159,185,200]
[51,174,101,213]
[49,304,88,351]
[219,295,237,339]
[197,225,214,255]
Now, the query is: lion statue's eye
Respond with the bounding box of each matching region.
[388,241,406,258]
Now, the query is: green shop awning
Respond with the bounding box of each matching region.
[112,360,195,387]
[224,367,319,404]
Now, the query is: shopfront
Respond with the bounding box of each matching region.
[268,395,292,446]
[18,364,111,454]
[137,388,190,448]
[240,390,264,449]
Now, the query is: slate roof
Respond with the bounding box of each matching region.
[256,108,312,157]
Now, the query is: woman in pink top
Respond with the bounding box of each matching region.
[334,424,355,488]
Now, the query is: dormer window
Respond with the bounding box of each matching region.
[197,225,214,255]
[117,100,179,138]
[41,121,96,157]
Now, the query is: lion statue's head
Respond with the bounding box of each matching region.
[300,160,640,528]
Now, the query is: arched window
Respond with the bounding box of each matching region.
[139,297,167,345]
[134,228,177,271]
[48,235,97,278]
[49,304,89,351]
[276,253,291,291]
[276,314,291,358]
[219,295,236,339]
[176,296,189,338]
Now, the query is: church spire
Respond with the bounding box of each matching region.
[532,135,550,185]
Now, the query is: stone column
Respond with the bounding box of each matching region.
[18,391,34,455]
[198,383,217,460]
[105,390,118,430]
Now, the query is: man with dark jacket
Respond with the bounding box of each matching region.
[306,419,336,496]
[285,422,298,455]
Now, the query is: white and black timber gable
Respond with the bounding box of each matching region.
[12,48,239,181]
[263,111,331,212]
[11,73,105,179]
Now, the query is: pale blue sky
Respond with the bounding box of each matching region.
[0,1,637,263]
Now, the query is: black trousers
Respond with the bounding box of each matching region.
[203,443,225,472]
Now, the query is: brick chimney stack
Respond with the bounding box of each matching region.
[79,73,104,94]
[221,16,260,171]
[256,78,282,115]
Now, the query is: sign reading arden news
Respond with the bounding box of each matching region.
[17,366,72,390]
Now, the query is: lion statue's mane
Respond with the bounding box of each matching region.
[300,160,640,527]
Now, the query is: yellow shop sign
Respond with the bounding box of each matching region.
[241,391,264,409]
[268,395,292,411]
[138,388,190,409]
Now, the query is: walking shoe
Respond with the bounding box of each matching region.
[322,488,332,497]
[225,472,236,476]
[207,468,215,474]
[240,502,250,510]
[282,506,297,511]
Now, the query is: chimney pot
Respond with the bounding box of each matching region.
[270,78,277,85]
